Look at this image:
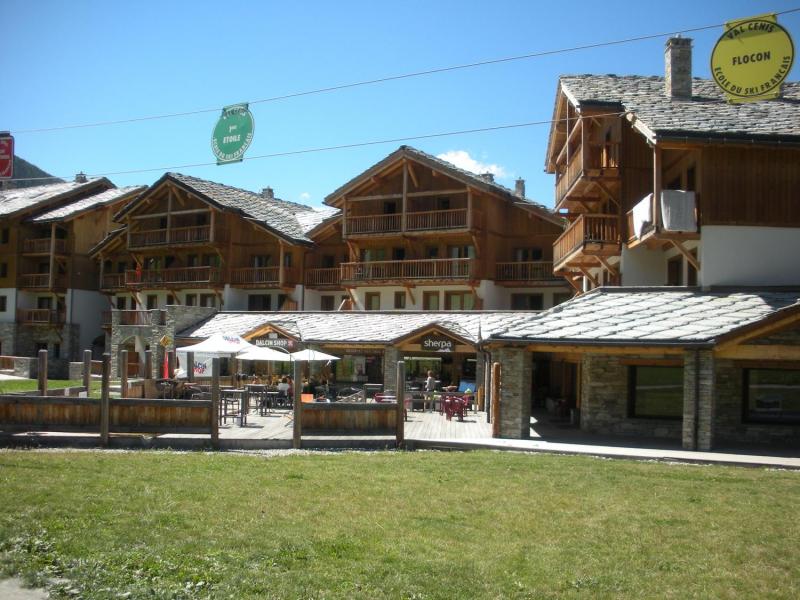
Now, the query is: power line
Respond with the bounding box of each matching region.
[6,111,627,182]
[12,8,800,135]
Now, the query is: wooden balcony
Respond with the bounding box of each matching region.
[344,208,470,237]
[625,192,700,248]
[18,273,68,290]
[101,273,127,291]
[341,258,475,283]
[125,266,222,288]
[345,214,401,236]
[305,268,341,288]
[495,261,561,284]
[231,266,280,287]
[17,309,65,325]
[406,208,468,231]
[21,238,67,255]
[553,214,621,271]
[555,143,620,210]
[127,225,227,250]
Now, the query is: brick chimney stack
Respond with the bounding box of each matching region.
[262,187,274,199]
[665,36,692,99]
[479,173,495,183]
[74,172,87,183]
[514,178,526,198]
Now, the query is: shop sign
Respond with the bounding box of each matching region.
[211,103,255,164]
[0,133,13,179]
[421,333,455,353]
[711,14,795,103]
[253,335,295,349]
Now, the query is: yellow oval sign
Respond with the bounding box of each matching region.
[711,15,794,102]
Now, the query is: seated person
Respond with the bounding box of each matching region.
[277,377,290,395]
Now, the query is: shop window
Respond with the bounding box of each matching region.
[185,294,197,306]
[146,295,158,310]
[248,294,271,311]
[423,291,439,310]
[365,292,381,311]
[445,291,474,310]
[511,294,543,310]
[320,295,335,311]
[200,294,216,308]
[667,256,683,286]
[394,291,406,309]
[743,369,800,424]
[628,366,683,419]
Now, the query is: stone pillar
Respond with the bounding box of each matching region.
[683,350,715,451]
[383,347,400,392]
[492,346,531,439]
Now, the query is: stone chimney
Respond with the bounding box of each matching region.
[74,172,87,183]
[479,173,495,183]
[261,186,274,199]
[514,178,526,198]
[665,36,692,99]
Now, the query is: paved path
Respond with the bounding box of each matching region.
[0,579,48,599]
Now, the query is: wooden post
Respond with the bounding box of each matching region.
[37,349,48,396]
[144,349,152,380]
[653,145,662,231]
[292,359,302,449]
[186,352,194,382]
[167,349,176,379]
[100,353,110,446]
[211,358,220,448]
[48,223,56,289]
[491,362,501,438]
[82,349,92,395]
[396,360,405,447]
[120,349,129,398]
[401,161,408,233]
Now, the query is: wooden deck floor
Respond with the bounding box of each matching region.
[218,407,492,441]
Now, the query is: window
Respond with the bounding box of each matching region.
[511,294,543,310]
[37,297,52,310]
[423,291,439,310]
[364,292,381,311]
[320,295,335,311]
[0,228,8,244]
[392,247,405,260]
[426,246,439,259]
[687,250,698,286]
[167,294,176,305]
[321,255,335,268]
[146,295,158,310]
[283,253,292,268]
[553,292,573,306]
[277,294,288,310]
[185,294,197,306]
[383,201,397,214]
[116,261,127,273]
[200,294,216,308]
[667,256,683,286]
[116,296,126,310]
[744,369,800,424]
[0,296,6,312]
[447,245,475,259]
[445,291,475,310]
[0,262,7,278]
[514,247,543,262]
[202,254,220,267]
[360,248,386,262]
[53,343,61,359]
[628,366,683,419]
[436,197,450,210]
[394,291,406,309]
[187,254,199,268]
[248,294,271,311]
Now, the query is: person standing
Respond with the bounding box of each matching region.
[425,370,436,412]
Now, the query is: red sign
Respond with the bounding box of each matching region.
[0,134,13,180]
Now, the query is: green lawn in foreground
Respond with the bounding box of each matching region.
[0,451,798,599]
[0,379,83,394]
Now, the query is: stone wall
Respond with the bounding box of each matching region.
[581,353,683,441]
[383,347,400,393]
[13,323,79,378]
[0,322,15,359]
[493,347,531,439]
[681,350,715,450]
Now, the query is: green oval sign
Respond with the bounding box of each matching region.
[211,103,255,164]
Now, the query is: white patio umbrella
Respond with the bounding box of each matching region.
[177,333,256,357]
[289,349,340,362]
[237,346,293,362]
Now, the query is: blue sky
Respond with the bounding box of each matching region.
[2,1,798,208]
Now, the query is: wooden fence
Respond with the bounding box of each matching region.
[301,403,397,434]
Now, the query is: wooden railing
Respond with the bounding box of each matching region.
[305,268,341,287]
[21,238,67,254]
[554,214,620,265]
[101,311,112,327]
[495,261,557,281]
[127,225,226,249]
[101,273,126,290]
[405,208,468,231]
[117,310,165,326]
[17,309,65,325]
[231,266,281,286]
[125,266,221,286]
[556,150,583,203]
[345,213,401,235]
[341,258,474,282]
[18,273,67,289]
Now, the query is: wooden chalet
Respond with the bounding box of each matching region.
[324,145,570,311]
[546,38,800,292]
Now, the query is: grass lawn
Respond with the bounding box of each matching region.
[0,379,84,395]
[0,450,798,599]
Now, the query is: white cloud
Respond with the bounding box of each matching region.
[436,150,508,179]
[299,192,311,201]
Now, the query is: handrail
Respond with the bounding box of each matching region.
[17,309,65,324]
[554,214,620,264]
[341,258,474,281]
[21,238,67,254]
[495,261,557,281]
[231,266,281,285]
[405,208,468,231]
[344,213,401,235]
[305,267,341,287]
[125,266,221,286]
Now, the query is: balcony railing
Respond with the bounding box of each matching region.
[231,266,281,286]
[554,214,621,266]
[345,213,401,235]
[341,258,475,282]
[125,266,222,287]
[21,238,67,254]
[18,273,67,289]
[127,225,226,249]
[406,208,468,231]
[555,142,620,205]
[495,261,557,282]
[305,267,341,287]
[117,310,166,326]
[555,151,583,205]
[101,273,126,290]
[17,309,65,325]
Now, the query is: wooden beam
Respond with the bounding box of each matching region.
[716,310,800,351]
[669,240,700,271]
[404,284,416,306]
[653,146,663,231]
[597,256,619,277]
[347,188,467,202]
[593,180,619,208]
[578,267,599,288]
[130,208,209,220]
[563,275,582,293]
[716,345,800,361]
[523,343,685,355]
[402,161,408,233]
[407,162,419,188]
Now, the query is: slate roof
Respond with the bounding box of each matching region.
[115,173,339,244]
[559,75,800,144]
[30,186,146,222]
[489,288,800,346]
[324,145,564,227]
[0,178,111,219]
